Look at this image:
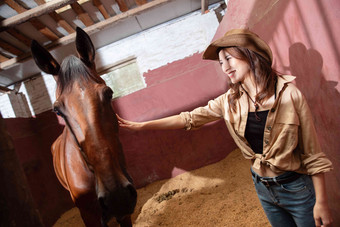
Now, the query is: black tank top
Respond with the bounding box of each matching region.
[245,110,269,154]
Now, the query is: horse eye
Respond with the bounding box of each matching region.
[103,87,113,100]
[53,102,64,116]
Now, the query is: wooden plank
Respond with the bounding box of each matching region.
[71,2,94,26]
[33,0,75,34]
[29,18,59,41]
[0,0,76,32]
[135,0,148,6]
[6,28,32,47]
[0,54,10,63]
[0,38,24,56]
[0,0,174,70]
[92,0,110,19]
[116,0,129,12]
[48,11,75,34]
[4,0,26,13]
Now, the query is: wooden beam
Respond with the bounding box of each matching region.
[48,11,75,34]
[4,0,27,13]
[135,0,148,6]
[201,0,208,14]
[0,0,76,32]
[0,38,24,56]
[29,18,59,41]
[116,0,129,12]
[71,2,94,26]
[33,0,75,35]
[3,0,60,41]
[6,28,32,47]
[0,0,174,70]
[92,0,110,19]
[0,53,10,63]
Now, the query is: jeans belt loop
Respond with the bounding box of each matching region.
[273,177,280,186]
[261,179,270,187]
[256,175,261,184]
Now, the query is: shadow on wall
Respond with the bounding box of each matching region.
[288,42,340,221]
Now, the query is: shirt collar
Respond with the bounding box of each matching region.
[277,75,296,92]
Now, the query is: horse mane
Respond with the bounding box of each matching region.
[57,55,103,94]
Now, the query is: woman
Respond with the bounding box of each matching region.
[118,29,333,227]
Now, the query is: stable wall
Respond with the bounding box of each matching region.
[217,0,340,224]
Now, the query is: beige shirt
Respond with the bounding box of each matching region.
[180,75,332,175]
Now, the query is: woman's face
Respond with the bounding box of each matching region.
[218,48,251,84]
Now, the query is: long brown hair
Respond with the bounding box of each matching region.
[222,46,278,112]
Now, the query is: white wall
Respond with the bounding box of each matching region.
[0,8,221,118]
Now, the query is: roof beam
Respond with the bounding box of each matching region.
[70,2,94,26]
[116,0,129,12]
[135,0,148,6]
[0,38,24,56]
[0,0,174,70]
[0,0,76,32]
[92,0,110,19]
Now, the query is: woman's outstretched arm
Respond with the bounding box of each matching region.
[117,114,186,131]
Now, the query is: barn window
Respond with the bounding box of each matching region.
[100,59,145,99]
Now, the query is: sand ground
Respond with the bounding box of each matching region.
[53,149,270,227]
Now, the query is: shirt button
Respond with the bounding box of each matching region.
[262,154,266,157]
[267,126,272,131]
[271,108,276,112]
[265,140,269,145]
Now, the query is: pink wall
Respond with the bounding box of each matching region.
[216,0,340,223]
[113,52,237,187]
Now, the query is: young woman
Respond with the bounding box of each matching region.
[117,29,333,227]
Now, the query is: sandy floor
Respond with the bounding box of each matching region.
[53,149,270,227]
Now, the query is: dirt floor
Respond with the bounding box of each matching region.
[53,149,270,227]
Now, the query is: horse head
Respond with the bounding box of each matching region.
[31,27,137,225]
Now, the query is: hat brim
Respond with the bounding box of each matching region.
[202,33,273,64]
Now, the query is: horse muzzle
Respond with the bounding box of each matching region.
[98,182,137,222]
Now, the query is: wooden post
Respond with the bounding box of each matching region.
[201,0,208,14]
[0,113,44,227]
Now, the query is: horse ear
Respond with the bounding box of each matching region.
[31,40,60,77]
[75,27,95,67]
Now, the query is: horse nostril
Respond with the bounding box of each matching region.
[126,184,137,199]
[98,196,107,210]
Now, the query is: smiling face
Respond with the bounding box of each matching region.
[218,48,252,85]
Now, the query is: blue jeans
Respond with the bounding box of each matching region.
[251,168,316,227]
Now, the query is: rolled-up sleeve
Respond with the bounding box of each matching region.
[293,88,333,175]
[180,94,226,130]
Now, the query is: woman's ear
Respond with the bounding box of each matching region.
[75,27,95,68]
[31,40,60,78]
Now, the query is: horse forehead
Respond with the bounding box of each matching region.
[71,81,102,98]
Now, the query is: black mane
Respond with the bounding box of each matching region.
[57,55,103,93]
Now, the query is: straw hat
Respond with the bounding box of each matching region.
[202,29,273,64]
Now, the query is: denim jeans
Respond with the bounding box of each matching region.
[251,168,316,227]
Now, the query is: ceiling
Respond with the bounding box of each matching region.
[0,0,223,89]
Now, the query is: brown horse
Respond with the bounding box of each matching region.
[31,27,137,227]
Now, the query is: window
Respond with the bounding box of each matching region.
[100,59,145,99]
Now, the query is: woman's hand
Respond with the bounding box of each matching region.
[313,201,333,227]
[312,173,333,227]
[116,114,144,131]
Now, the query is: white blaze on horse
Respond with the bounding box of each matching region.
[31,27,137,227]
